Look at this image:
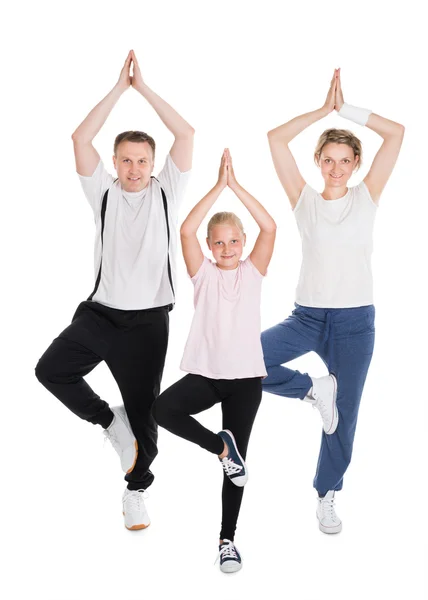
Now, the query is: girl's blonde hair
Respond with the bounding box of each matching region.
[314,128,363,171]
[207,212,244,239]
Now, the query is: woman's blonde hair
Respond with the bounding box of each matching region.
[207,212,244,239]
[314,128,362,171]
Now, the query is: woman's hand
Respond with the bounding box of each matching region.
[322,69,338,115]
[334,68,344,111]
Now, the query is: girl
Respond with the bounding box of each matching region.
[153,149,276,572]
[262,69,404,533]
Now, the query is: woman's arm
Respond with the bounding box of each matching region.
[268,70,338,208]
[335,70,405,204]
[180,153,227,277]
[226,150,276,275]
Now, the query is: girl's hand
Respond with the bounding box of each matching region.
[116,51,133,92]
[217,150,228,189]
[226,149,238,188]
[334,68,344,111]
[322,69,338,115]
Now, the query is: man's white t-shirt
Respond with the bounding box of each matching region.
[79,154,191,310]
[293,181,378,308]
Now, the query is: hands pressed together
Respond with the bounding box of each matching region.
[116,50,145,93]
[323,68,345,115]
[217,148,239,190]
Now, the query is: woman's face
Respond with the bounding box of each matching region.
[319,143,359,188]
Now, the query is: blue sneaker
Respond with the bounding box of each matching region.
[217,429,248,487]
[218,539,242,573]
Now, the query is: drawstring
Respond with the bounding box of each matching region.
[322,311,334,372]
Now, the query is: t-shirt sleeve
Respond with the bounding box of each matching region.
[293,183,316,213]
[78,161,115,218]
[190,256,210,286]
[156,153,191,210]
[358,180,378,209]
[243,256,265,279]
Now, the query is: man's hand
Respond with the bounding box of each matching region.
[116,51,133,93]
[131,50,145,91]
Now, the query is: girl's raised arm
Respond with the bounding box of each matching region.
[226,149,276,275]
[180,152,227,277]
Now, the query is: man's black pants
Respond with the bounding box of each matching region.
[35,300,169,490]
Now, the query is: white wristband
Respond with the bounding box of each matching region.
[338,102,372,126]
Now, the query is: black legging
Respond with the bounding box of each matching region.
[153,374,262,540]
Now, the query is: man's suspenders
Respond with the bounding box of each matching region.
[87,178,175,306]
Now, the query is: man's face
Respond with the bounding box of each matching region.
[113,141,154,192]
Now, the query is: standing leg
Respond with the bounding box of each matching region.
[313,306,375,495]
[219,378,262,542]
[261,307,322,399]
[105,308,171,490]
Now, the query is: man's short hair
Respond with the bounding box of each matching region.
[114,131,156,159]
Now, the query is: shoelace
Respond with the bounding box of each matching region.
[312,393,330,425]
[123,489,149,511]
[104,429,120,452]
[220,457,242,476]
[320,496,338,522]
[214,540,239,565]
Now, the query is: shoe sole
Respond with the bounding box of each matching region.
[317,514,342,534]
[325,374,339,435]
[126,440,139,474]
[222,429,248,487]
[123,512,150,530]
[220,562,242,573]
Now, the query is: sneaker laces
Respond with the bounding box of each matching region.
[320,496,338,522]
[220,457,243,476]
[123,489,148,511]
[214,540,239,565]
[312,395,329,425]
[103,428,120,453]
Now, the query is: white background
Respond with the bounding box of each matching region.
[2,1,427,599]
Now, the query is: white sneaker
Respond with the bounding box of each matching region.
[217,539,242,573]
[316,490,342,534]
[122,489,150,530]
[304,374,338,434]
[103,406,138,473]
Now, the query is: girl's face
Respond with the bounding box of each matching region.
[319,143,359,189]
[207,223,246,270]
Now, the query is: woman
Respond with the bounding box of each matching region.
[153,149,276,572]
[262,69,404,533]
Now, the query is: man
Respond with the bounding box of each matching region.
[35,50,194,530]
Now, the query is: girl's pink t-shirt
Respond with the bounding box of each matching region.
[180,256,267,380]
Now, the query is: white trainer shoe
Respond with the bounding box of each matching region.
[304,374,338,434]
[122,489,150,530]
[316,490,342,534]
[103,406,138,473]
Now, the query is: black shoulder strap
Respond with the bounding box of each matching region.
[152,176,175,302]
[87,188,109,301]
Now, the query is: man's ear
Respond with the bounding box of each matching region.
[112,155,117,171]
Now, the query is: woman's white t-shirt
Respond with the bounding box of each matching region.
[293,181,378,308]
[79,154,190,310]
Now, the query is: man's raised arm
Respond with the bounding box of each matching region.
[71,51,133,177]
[131,50,194,173]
